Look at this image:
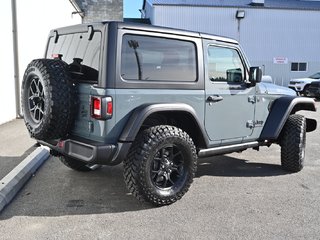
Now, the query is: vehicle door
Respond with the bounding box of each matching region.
[204,42,256,145]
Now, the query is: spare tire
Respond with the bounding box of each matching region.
[21,59,76,140]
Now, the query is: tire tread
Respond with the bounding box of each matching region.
[21,59,76,140]
[123,125,197,206]
[280,114,306,172]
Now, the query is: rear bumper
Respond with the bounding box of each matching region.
[38,137,131,166]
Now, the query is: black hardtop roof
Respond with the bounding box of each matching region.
[50,21,238,45]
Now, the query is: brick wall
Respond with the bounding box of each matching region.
[74,0,123,23]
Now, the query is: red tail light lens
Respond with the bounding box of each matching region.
[91,96,113,120]
[107,101,113,116]
[92,97,101,118]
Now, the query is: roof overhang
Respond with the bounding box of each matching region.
[68,0,85,18]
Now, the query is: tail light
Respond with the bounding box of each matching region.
[92,97,102,118]
[91,96,113,120]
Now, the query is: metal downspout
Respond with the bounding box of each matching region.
[11,0,22,118]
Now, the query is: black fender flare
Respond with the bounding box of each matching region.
[119,103,208,147]
[259,96,317,141]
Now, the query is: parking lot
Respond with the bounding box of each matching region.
[0,102,319,240]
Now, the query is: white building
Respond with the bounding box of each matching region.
[0,0,81,125]
[142,0,320,86]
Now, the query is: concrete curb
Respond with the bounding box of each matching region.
[0,147,50,212]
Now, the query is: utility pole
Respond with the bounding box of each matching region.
[11,0,21,118]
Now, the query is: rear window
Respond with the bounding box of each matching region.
[121,34,197,82]
[46,31,101,83]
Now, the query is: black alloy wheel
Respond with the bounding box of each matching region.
[27,76,45,123]
[124,125,197,206]
[21,59,76,140]
[151,144,187,190]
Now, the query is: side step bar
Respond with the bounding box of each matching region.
[198,141,259,158]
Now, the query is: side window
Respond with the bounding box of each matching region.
[208,46,245,83]
[121,34,197,82]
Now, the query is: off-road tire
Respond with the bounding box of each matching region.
[59,156,92,172]
[280,114,306,172]
[123,125,197,206]
[21,59,76,140]
[302,84,310,97]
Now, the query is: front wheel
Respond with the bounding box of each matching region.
[302,84,310,97]
[280,114,306,172]
[123,125,197,206]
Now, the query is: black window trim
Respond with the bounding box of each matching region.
[206,43,249,84]
[115,29,204,90]
[120,34,198,83]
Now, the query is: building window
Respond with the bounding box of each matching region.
[291,62,307,72]
[121,34,197,82]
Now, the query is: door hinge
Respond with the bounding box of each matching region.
[246,120,255,129]
[248,96,256,103]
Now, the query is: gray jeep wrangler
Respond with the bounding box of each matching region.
[21,22,317,206]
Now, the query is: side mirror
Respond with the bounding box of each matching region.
[249,67,262,85]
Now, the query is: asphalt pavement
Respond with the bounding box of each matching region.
[0,103,319,239]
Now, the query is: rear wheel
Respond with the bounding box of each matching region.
[280,114,306,172]
[123,125,197,206]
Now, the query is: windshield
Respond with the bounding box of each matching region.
[309,72,320,79]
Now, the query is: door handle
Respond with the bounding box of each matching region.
[207,95,223,103]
